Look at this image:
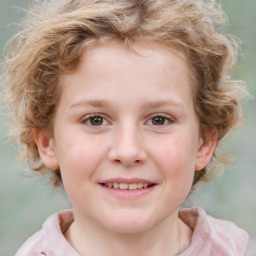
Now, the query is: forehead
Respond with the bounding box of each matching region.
[64,40,193,86]
[59,40,195,108]
[81,41,190,73]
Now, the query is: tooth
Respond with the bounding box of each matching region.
[119,183,128,189]
[143,183,148,188]
[108,183,113,188]
[129,183,137,190]
[137,183,143,189]
[113,183,119,189]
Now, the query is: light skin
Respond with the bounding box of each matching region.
[33,41,216,256]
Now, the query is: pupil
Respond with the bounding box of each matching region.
[153,116,165,125]
[90,116,103,126]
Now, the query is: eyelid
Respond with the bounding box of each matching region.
[146,113,175,125]
[150,113,174,120]
[80,113,110,126]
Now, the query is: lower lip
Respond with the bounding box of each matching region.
[99,185,157,199]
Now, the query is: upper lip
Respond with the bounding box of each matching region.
[99,178,157,184]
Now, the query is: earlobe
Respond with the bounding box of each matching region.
[195,131,217,171]
[33,128,59,170]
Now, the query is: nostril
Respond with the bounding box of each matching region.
[109,149,147,166]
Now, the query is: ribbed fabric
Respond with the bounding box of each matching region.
[15,207,248,256]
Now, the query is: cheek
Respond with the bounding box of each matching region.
[160,134,197,161]
[151,133,198,179]
[57,136,108,201]
[55,133,108,179]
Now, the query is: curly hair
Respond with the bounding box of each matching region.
[1,0,247,187]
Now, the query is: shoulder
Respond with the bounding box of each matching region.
[179,207,249,256]
[15,230,47,256]
[15,210,75,256]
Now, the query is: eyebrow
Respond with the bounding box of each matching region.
[70,99,184,109]
[70,99,110,108]
[142,100,184,109]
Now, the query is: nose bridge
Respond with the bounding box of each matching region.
[109,121,147,166]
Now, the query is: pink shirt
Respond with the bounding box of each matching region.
[15,207,248,256]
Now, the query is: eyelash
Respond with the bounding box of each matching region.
[81,114,109,127]
[81,113,174,127]
[146,114,174,126]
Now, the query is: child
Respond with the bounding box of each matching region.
[1,0,249,255]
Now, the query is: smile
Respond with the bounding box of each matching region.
[99,179,157,199]
[101,182,154,190]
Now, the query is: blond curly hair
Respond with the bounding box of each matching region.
[1,0,247,187]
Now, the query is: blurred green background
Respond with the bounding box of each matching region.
[0,0,255,255]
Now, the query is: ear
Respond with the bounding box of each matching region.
[195,130,217,171]
[33,128,59,170]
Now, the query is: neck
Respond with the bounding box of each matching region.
[64,210,192,256]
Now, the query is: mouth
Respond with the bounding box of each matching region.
[98,179,157,199]
[100,182,156,190]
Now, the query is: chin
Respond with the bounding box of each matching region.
[101,212,158,234]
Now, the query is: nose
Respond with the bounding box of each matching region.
[108,125,147,167]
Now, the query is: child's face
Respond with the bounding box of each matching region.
[36,41,215,234]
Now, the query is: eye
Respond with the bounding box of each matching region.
[81,115,108,126]
[147,115,173,126]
